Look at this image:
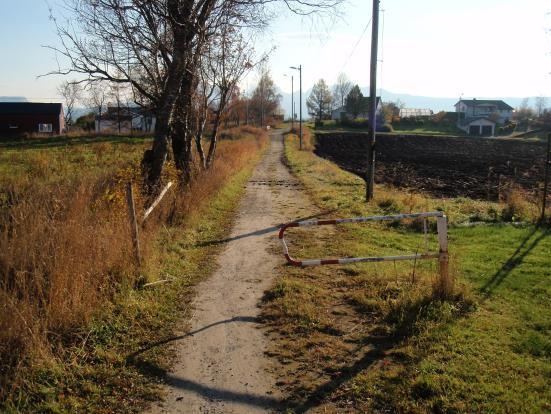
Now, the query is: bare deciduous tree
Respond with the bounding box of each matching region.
[86,82,107,132]
[109,82,130,134]
[307,78,333,121]
[333,72,353,109]
[47,0,344,187]
[57,80,82,127]
[535,96,547,117]
[249,67,281,127]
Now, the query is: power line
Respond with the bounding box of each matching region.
[339,17,373,74]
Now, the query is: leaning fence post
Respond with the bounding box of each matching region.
[436,215,452,296]
[126,181,142,267]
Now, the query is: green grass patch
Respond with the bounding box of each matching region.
[262,133,550,413]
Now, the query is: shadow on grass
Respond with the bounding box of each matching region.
[481,227,549,295]
[285,336,394,412]
[0,135,151,150]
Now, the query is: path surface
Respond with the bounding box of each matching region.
[149,130,314,413]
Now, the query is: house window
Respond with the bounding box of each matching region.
[38,123,53,133]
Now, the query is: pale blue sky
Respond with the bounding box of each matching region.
[0,0,550,103]
[260,0,551,98]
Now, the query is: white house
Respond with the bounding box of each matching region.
[455,99,513,124]
[331,97,382,121]
[454,99,513,136]
[95,106,156,134]
[458,117,496,136]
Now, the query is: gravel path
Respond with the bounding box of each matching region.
[148,129,314,413]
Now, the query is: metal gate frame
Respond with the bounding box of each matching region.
[278,212,448,277]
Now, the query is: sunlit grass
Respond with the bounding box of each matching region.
[261,132,550,413]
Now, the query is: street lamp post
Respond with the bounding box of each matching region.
[291,75,294,131]
[284,74,295,131]
[290,65,302,150]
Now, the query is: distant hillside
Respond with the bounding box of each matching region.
[0,96,27,102]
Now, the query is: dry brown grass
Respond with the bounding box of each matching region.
[0,128,267,403]
[288,127,314,151]
[19,130,153,139]
[219,124,266,141]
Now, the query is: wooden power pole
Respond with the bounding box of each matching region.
[366,0,380,201]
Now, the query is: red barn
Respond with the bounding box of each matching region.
[0,103,65,135]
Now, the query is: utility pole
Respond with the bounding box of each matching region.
[290,65,303,150]
[366,0,379,201]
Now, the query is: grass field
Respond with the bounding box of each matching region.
[310,120,466,136]
[0,130,268,412]
[261,133,550,413]
[392,123,466,136]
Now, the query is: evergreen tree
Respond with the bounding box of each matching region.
[345,85,367,119]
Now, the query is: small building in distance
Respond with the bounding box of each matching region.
[458,117,496,137]
[95,106,156,134]
[331,97,383,122]
[399,108,433,118]
[0,102,65,135]
[454,99,513,136]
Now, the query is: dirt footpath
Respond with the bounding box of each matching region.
[148,130,315,413]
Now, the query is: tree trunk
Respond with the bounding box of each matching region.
[195,116,207,169]
[171,76,196,183]
[206,89,229,169]
[142,41,187,188]
[206,114,221,169]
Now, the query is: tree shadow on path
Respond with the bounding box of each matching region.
[126,316,257,363]
[126,315,283,410]
[194,208,344,248]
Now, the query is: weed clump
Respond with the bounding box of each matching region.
[0,130,267,409]
[384,286,475,338]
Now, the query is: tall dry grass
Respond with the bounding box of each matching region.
[0,126,267,402]
[288,126,314,151]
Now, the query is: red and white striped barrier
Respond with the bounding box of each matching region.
[279,211,448,267]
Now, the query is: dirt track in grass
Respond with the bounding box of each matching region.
[148,130,317,413]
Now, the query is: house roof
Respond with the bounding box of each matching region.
[0,102,63,115]
[455,99,513,110]
[459,116,496,126]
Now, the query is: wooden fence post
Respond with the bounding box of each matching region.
[126,181,141,267]
[436,215,452,297]
[540,133,550,225]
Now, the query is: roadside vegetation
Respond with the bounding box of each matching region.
[261,129,550,413]
[313,117,466,136]
[0,127,267,412]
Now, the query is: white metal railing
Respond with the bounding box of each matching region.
[278,211,449,279]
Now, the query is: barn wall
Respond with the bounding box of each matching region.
[0,113,61,135]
